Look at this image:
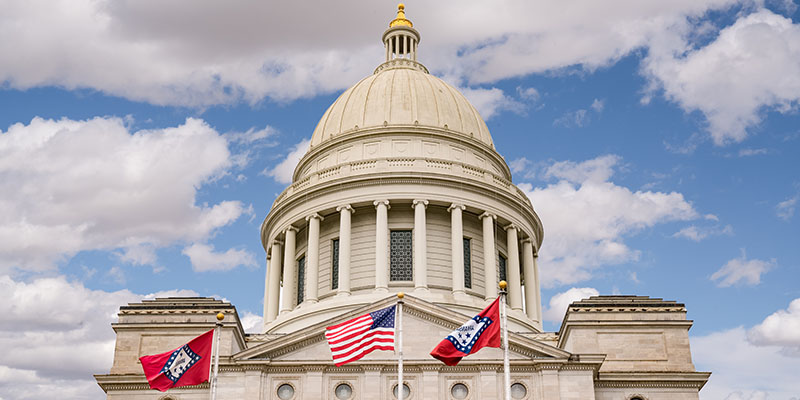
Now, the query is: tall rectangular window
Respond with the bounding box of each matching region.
[390,230,413,281]
[297,256,305,305]
[499,253,507,283]
[463,237,472,289]
[331,239,340,290]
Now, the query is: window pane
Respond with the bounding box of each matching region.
[463,238,471,289]
[390,230,413,281]
[297,256,305,305]
[332,239,339,290]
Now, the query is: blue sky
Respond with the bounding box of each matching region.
[1,1,799,399]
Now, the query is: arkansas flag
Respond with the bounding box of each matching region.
[139,329,214,391]
[430,297,501,366]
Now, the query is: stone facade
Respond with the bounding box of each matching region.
[94,5,709,399]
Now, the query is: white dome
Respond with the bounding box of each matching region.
[310,63,493,149]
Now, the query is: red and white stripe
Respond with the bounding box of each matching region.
[325,313,395,366]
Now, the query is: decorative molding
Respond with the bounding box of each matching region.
[373,199,391,209]
[336,204,355,213]
[412,199,429,208]
[447,203,466,212]
[305,213,324,222]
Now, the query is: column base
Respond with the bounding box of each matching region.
[414,286,430,294]
[374,287,389,293]
[334,291,351,298]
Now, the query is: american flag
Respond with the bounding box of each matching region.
[325,304,396,366]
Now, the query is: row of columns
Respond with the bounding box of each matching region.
[264,201,541,324]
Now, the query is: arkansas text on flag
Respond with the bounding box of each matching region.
[325,304,396,366]
[139,329,214,391]
[430,297,501,366]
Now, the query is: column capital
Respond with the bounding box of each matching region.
[447,203,466,212]
[412,199,429,208]
[521,238,533,245]
[504,223,519,232]
[271,239,284,247]
[479,211,496,221]
[336,204,354,213]
[373,199,391,209]
[284,225,298,234]
[305,212,324,222]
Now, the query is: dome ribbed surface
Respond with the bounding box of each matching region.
[310,67,493,148]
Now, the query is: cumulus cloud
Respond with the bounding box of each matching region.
[519,155,698,286]
[543,287,600,323]
[672,224,733,242]
[748,298,800,356]
[460,87,524,120]
[182,243,257,272]
[0,274,198,399]
[239,311,264,334]
[0,116,245,273]
[0,0,751,109]
[262,138,310,185]
[776,196,797,220]
[711,250,775,287]
[644,9,800,145]
[692,327,800,399]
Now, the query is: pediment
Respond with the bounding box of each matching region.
[234,295,570,365]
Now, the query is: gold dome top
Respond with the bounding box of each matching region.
[389,3,413,27]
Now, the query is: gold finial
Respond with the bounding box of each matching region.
[389,3,413,28]
[397,292,405,299]
[216,312,225,321]
[499,280,508,290]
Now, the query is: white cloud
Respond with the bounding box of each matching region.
[509,157,533,175]
[776,196,797,220]
[225,125,278,144]
[553,109,589,128]
[738,148,768,157]
[239,311,264,334]
[590,98,605,113]
[519,155,698,286]
[516,86,541,103]
[673,224,733,242]
[644,9,800,145]
[460,86,524,120]
[711,250,775,287]
[0,116,244,273]
[693,327,800,399]
[0,1,746,107]
[543,287,599,323]
[0,274,198,399]
[263,138,310,185]
[748,298,800,356]
[182,243,257,272]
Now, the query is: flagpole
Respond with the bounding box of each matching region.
[210,312,224,400]
[499,281,511,400]
[396,292,404,400]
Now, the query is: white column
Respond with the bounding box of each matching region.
[374,200,390,292]
[522,238,540,324]
[305,213,323,304]
[480,212,498,300]
[534,251,543,329]
[266,240,282,323]
[280,226,297,314]
[449,203,466,296]
[336,205,354,296]
[413,199,429,292]
[262,254,270,326]
[505,224,523,311]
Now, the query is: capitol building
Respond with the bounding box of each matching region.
[95,5,710,400]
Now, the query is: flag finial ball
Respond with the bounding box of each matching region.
[499,280,508,290]
[216,312,225,321]
[397,292,405,299]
